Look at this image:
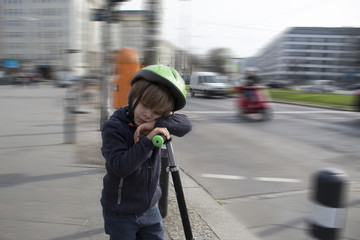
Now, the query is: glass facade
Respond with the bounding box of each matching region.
[253,27,360,85]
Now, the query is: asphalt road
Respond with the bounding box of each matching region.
[1,85,359,240]
[174,95,360,240]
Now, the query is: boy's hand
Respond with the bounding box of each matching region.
[134,122,170,144]
[134,122,155,143]
[146,127,170,143]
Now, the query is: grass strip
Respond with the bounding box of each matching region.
[268,89,358,110]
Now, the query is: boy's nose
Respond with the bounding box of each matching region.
[144,110,152,119]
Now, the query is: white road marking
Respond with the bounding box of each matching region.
[253,177,302,183]
[201,173,247,180]
[189,111,235,114]
[201,173,302,183]
[275,110,354,114]
[186,110,355,115]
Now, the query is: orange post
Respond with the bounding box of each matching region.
[112,48,141,109]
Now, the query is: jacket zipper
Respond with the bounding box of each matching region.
[117,178,124,204]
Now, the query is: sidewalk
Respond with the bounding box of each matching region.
[0,84,258,240]
[75,106,259,240]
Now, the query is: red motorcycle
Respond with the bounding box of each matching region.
[234,85,273,121]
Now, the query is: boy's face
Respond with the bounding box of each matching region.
[133,102,166,126]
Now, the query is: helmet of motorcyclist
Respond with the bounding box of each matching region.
[245,75,261,86]
[130,65,187,112]
[244,67,261,86]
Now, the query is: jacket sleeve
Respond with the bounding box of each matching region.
[155,113,192,137]
[101,120,155,178]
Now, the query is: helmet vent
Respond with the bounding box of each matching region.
[171,69,177,81]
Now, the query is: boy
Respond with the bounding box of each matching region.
[101,65,192,240]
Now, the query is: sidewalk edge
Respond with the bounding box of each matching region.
[179,170,260,240]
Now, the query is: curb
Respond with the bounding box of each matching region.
[163,169,260,240]
[270,100,356,112]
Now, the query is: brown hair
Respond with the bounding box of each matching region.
[128,79,175,116]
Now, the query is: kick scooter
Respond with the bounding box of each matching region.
[153,135,195,240]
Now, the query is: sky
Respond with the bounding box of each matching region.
[121,0,360,58]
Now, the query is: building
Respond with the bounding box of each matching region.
[253,27,360,85]
[113,9,190,72]
[0,0,191,80]
[0,0,102,79]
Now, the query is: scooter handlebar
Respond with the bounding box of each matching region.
[152,135,168,147]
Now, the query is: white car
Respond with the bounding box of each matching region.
[189,72,230,97]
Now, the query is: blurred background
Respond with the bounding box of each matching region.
[1,1,360,239]
[0,0,359,87]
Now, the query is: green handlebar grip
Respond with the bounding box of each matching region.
[152,135,165,147]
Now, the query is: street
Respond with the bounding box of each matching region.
[1,85,359,240]
[174,95,360,240]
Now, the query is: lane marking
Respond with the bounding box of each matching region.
[253,177,302,183]
[188,111,235,114]
[275,110,355,114]
[183,110,356,115]
[201,173,302,183]
[201,173,246,180]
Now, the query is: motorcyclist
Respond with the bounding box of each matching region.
[243,69,262,104]
[235,67,273,120]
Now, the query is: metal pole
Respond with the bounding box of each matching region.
[355,91,360,112]
[100,3,112,130]
[63,89,77,144]
[143,0,161,66]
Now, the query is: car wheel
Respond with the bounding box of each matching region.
[190,89,195,97]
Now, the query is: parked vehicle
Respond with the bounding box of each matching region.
[345,83,360,90]
[0,76,13,85]
[189,72,230,97]
[234,84,273,121]
[299,80,336,93]
[266,80,289,89]
[54,71,78,88]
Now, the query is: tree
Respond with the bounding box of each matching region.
[206,48,233,74]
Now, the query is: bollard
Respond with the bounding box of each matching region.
[159,146,169,218]
[63,96,77,144]
[112,48,141,109]
[307,168,348,240]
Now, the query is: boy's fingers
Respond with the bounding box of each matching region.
[161,128,170,139]
[134,128,141,143]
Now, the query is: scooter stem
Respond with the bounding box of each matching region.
[152,135,195,240]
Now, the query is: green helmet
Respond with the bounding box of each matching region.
[131,65,187,111]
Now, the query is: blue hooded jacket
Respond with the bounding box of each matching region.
[101,106,192,214]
